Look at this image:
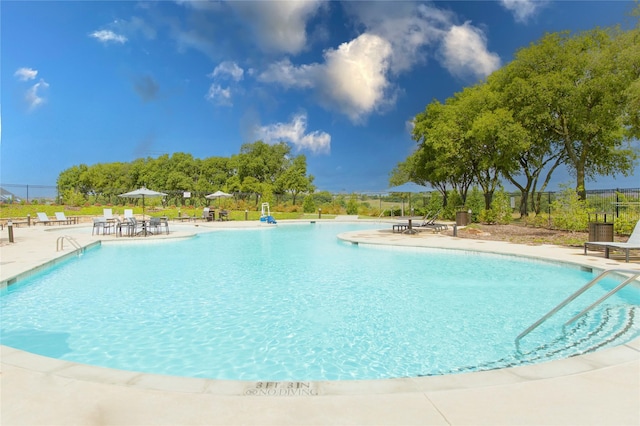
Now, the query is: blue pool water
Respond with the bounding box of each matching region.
[1,222,639,381]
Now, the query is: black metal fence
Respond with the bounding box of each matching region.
[2,183,639,224]
[1,184,58,203]
[507,188,640,224]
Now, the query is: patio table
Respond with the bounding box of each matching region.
[395,216,423,234]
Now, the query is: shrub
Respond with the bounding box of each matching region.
[523,214,550,228]
[302,195,316,213]
[346,195,359,215]
[550,184,593,231]
[483,189,512,225]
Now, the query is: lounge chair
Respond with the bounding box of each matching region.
[103,208,115,220]
[418,210,448,232]
[36,212,68,226]
[54,212,73,225]
[584,220,640,262]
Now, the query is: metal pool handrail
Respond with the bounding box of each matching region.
[515,268,640,350]
[56,235,81,252]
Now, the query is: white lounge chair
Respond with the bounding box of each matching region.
[584,220,640,262]
[36,212,68,225]
[54,212,72,225]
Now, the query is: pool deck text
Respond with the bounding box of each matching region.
[244,381,318,397]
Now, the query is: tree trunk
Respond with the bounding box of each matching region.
[484,191,494,210]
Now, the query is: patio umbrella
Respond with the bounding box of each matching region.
[385,182,431,193]
[118,187,167,219]
[205,190,232,207]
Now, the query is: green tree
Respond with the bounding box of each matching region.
[275,155,315,205]
[237,141,290,185]
[503,27,638,200]
[410,100,474,207]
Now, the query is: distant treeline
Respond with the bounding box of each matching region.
[57,141,315,207]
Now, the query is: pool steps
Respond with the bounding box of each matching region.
[515,268,640,346]
[419,304,639,376]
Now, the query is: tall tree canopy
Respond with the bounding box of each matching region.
[403,17,639,214]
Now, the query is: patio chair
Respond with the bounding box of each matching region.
[126,217,142,236]
[115,218,133,237]
[148,217,163,235]
[584,220,640,262]
[218,209,229,221]
[202,207,212,221]
[159,216,170,234]
[124,209,134,219]
[92,217,113,235]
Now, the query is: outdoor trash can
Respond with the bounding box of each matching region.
[588,222,613,242]
[456,211,470,226]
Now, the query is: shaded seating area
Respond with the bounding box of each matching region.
[584,220,640,262]
[114,218,134,237]
[104,216,170,237]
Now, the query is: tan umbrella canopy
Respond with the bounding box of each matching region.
[118,187,167,219]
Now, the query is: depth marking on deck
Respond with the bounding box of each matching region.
[244,381,318,397]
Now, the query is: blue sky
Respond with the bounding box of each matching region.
[2,0,638,193]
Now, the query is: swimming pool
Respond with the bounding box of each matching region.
[1,222,639,381]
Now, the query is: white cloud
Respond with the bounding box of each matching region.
[210,61,244,82]
[259,59,318,89]
[343,2,450,74]
[343,2,502,82]
[259,33,393,123]
[320,33,393,122]
[229,0,324,54]
[14,67,38,81]
[206,62,244,106]
[439,22,501,80]
[255,113,330,154]
[205,84,232,106]
[90,29,128,44]
[25,79,49,111]
[499,0,547,23]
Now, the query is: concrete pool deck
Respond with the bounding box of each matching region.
[1,219,639,425]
